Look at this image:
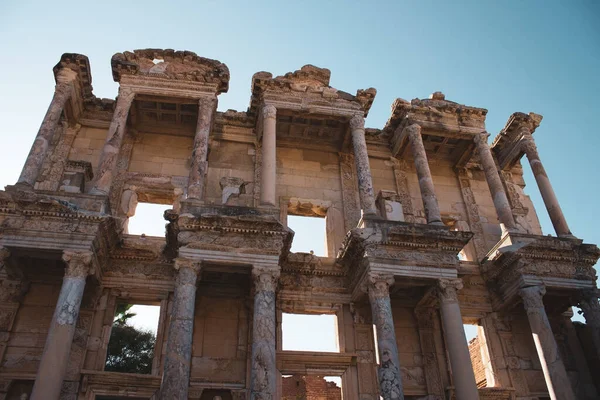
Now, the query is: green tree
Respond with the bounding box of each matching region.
[104,303,156,374]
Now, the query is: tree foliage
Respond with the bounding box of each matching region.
[104,303,156,374]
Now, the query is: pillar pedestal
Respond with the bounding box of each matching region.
[406,124,443,225]
[91,87,135,195]
[31,251,93,400]
[474,132,516,231]
[250,266,279,400]
[187,97,216,200]
[260,105,277,206]
[437,279,479,400]
[18,68,77,187]
[521,133,573,237]
[519,286,575,400]
[366,274,404,400]
[350,115,377,216]
[159,258,201,400]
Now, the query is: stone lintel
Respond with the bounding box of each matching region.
[119,77,221,99]
[276,351,357,376]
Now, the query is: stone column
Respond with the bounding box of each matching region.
[436,279,479,400]
[579,290,600,366]
[159,258,201,400]
[519,286,575,400]
[350,115,377,216]
[18,68,78,186]
[250,265,279,400]
[260,105,277,206]
[406,124,443,225]
[366,274,404,400]
[187,97,216,200]
[31,250,93,400]
[520,133,572,237]
[474,132,516,231]
[90,87,136,195]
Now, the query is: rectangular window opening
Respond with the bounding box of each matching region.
[281,375,342,400]
[104,303,160,375]
[282,313,339,352]
[464,323,492,388]
[127,202,172,237]
[287,215,326,257]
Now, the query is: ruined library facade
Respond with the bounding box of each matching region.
[0,49,599,400]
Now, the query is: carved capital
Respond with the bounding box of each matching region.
[252,265,280,293]
[198,96,216,110]
[174,257,202,274]
[117,86,136,106]
[520,133,538,157]
[437,279,463,304]
[62,250,94,278]
[474,131,490,145]
[405,123,422,140]
[349,115,365,131]
[55,68,78,85]
[364,273,394,299]
[579,289,600,326]
[262,104,277,120]
[519,285,546,310]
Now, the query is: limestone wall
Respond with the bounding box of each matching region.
[128,133,192,177]
[67,126,107,177]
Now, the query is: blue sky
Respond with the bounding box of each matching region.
[1,0,598,349]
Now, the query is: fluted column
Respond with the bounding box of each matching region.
[187,97,216,200]
[260,105,277,206]
[90,87,136,195]
[250,265,279,400]
[579,289,600,366]
[350,115,377,216]
[31,250,93,400]
[366,274,404,400]
[474,132,516,231]
[437,279,479,400]
[520,133,572,237]
[406,124,443,225]
[18,68,78,186]
[159,258,201,400]
[519,286,574,400]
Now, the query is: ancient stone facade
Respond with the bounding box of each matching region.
[0,49,598,400]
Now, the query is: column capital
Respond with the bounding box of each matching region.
[520,132,538,155]
[405,123,422,138]
[55,68,78,86]
[519,285,546,310]
[437,278,463,304]
[473,131,491,144]
[117,86,136,103]
[62,250,94,278]
[174,257,202,275]
[349,114,365,131]
[252,265,280,292]
[262,104,277,120]
[363,273,394,298]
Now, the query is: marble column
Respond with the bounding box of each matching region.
[31,250,93,400]
[187,97,216,200]
[18,68,78,187]
[366,274,404,400]
[159,258,201,400]
[437,279,479,400]
[519,286,575,400]
[474,132,516,231]
[406,124,443,225]
[520,133,572,237]
[260,105,277,206]
[579,290,600,366]
[90,87,136,195]
[350,115,377,216]
[250,265,279,400]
